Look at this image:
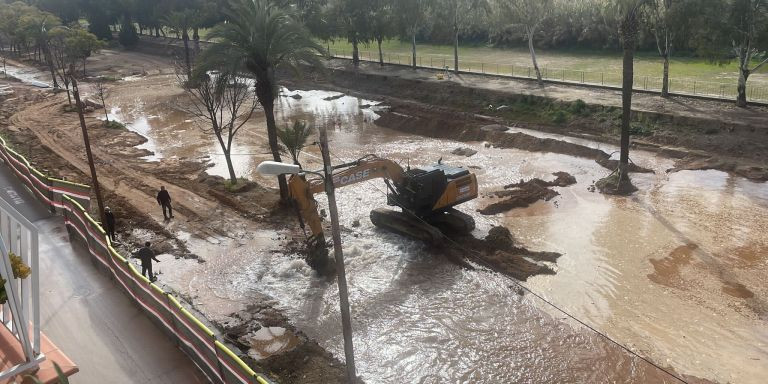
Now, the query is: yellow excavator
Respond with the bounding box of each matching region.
[288,154,479,252]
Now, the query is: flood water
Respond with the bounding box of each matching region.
[99,75,768,383]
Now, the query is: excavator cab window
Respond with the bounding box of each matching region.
[389,168,449,215]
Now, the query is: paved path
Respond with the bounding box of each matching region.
[0,165,208,384]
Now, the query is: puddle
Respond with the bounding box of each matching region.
[647,244,698,287]
[721,281,755,299]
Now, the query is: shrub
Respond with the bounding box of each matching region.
[550,110,568,124]
[569,99,588,115]
[629,123,654,136]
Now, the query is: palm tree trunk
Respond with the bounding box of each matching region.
[527,28,542,85]
[454,26,459,73]
[661,53,670,97]
[411,31,417,69]
[619,44,634,180]
[377,36,384,66]
[261,95,289,201]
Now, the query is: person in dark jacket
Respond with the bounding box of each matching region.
[133,241,160,281]
[104,206,116,242]
[156,186,173,220]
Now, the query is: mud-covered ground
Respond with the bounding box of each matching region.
[2,45,767,383]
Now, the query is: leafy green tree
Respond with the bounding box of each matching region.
[164,10,197,77]
[327,0,371,66]
[439,0,488,73]
[494,0,552,84]
[370,0,395,66]
[118,16,140,47]
[396,0,433,69]
[198,0,324,201]
[647,0,699,97]
[728,0,767,107]
[66,27,106,75]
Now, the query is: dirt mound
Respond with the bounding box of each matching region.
[479,172,576,215]
[451,226,561,281]
[451,147,477,156]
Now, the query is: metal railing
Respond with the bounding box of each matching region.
[332,50,768,103]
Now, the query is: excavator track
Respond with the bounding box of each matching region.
[425,208,476,235]
[370,208,445,245]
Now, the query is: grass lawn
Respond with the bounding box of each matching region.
[326,40,768,89]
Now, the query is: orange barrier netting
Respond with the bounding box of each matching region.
[61,195,272,384]
[0,135,271,384]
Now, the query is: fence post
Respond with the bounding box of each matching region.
[581,71,584,83]
[644,76,648,90]
[430,57,433,67]
[481,63,484,73]
[511,65,514,76]
[601,72,604,85]
[496,63,499,74]
[443,57,445,68]
[528,67,531,78]
[562,69,565,81]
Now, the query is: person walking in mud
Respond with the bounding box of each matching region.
[133,241,160,281]
[156,186,173,220]
[104,206,116,242]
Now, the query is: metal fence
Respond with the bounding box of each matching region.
[332,50,768,103]
[0,135,273,384]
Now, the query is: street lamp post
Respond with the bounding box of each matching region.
[256,125,357,383]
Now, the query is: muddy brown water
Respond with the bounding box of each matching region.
[77,75,768,383]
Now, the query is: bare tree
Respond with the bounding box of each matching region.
[177,66,257,184]
[648,0,696,97]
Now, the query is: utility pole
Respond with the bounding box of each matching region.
[318,125,357,383]
[71,75,106,224]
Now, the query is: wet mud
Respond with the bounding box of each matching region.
[450,226,561,281]
[373,104,656,175]
[647,244,699,288]
[218,300,348,383]
[479,172,577,215]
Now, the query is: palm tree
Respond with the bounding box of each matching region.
[198,0,324,202]
[277,120,314,168]
[617,0,646,187]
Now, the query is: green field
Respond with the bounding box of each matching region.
[326,40,768,89]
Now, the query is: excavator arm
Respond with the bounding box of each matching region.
[289,155,406,241]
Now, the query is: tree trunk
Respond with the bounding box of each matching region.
[619,45,634,181]
[41,43,59,88]
[661,53,670,97]
[193,27,200,55]
[257,80,289,202]
[155,27,160,38]
[527,28,542,84]
[736,68,748,108]
[182,30,191,78]
[83,58,87,76]
[352,38,359,66]
[223,148,237,185]
[377,37,384,66]
[411,32,417,69]
[65,82,72,105]
[454,26,459,73]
